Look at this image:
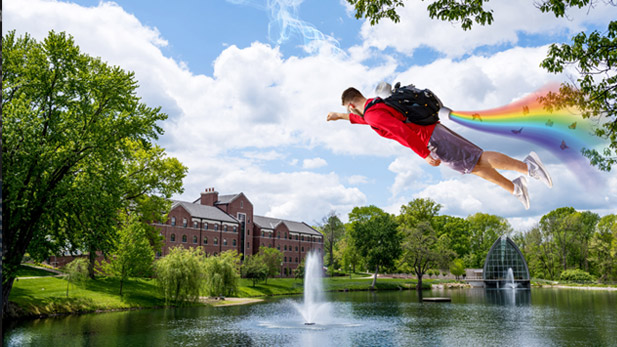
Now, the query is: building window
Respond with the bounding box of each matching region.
[232,239,237,246]
[277,232,280,239]
[193,221,198,228]
[171,217,176,226]
[247,242,250,249]
[240,201,244,208]
[295,235,298,240]
[223,239,228,246]
[204,223,208,230]
[183,218,188,228]
[182,235,187,243]
[261,231,265,237]
[301,235,304,241]
[302,246,304,252]
[171,233,176,242]
[204,237,208,245]
[193,235,198,244]
[284,245,287,251]
[214,224,219,231]
[277,245,280,250]
[284,256,287,262]
[295,257,298,263]
[233,226,237,233]
[295,246,298,251]
[214,237,219,245]
[224,225,228,232]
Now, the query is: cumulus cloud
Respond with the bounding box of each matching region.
[358,1,615,58]
[5,0,615,229]
[302,157,327,169]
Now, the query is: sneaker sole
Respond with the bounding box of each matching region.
[529,151,553,188]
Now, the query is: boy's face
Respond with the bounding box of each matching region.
[345,102,363,116]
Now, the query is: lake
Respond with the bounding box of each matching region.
[4,287,616,346]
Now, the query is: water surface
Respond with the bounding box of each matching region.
[4,288,616,346]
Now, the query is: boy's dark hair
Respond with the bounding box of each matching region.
[341,87,364,105]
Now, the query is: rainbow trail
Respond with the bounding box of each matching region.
[448,84,604,182]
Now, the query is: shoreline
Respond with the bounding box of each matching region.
[7,281,617,321]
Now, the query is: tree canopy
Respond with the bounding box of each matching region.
[2,30,187,313]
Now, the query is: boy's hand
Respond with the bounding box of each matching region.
[327,112,349,121]
[425,155,441,166]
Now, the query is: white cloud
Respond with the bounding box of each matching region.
[358,1,615,59]
[5,0,616,226]
[347,175,368,185]
[302,157,327,169]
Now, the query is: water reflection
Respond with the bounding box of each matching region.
[4,288,617,347]
[485,288,531,306]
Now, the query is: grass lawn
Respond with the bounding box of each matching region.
[9,276,168,318]
[8,272,432,318]
[16,264,60,277]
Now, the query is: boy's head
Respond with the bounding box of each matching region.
[341,87,366,116]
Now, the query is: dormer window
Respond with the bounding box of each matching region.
[240,201,244,209]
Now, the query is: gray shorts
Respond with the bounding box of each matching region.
[427,124,483,174]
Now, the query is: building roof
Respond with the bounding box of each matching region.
[216,194,238,204]
[253,215,321,237]
[172,201,239,224]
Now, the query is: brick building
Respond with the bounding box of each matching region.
[153,187,323,277]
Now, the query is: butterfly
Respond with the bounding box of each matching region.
[569,122,577,129]
[560,140,569,150]
[511,128,523,134]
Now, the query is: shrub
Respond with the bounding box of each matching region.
[560,269,596,284]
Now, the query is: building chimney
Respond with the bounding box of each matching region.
[200,187,219,206]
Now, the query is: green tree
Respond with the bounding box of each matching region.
[434,215,471,259]
[334,227,363,277]
[2,30,186,312]
[242,254,269,286]
[347,0,616,170]
[348,206,402,289]
[540,207,579,271]
[449,259,466,280]
[203,251,239,297]
[100,215,154,296]
[398,199,454,290]
[64,258,89,298]
[155,247,206,304]
[259,246,283,283]
[589,214,617,282]
[319,211,345,276]
[466,213,512,268]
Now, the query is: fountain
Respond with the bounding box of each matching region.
[503,267,519,289]
[294,251,332,325]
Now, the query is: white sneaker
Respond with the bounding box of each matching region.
[512,176,530,210]
[524,151,553,188]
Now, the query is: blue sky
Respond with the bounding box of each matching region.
[5,0,617,230]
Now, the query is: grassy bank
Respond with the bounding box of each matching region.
[7,273,430,319]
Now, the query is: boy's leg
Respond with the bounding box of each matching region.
[478,151,528,174]
[471,160,515,193]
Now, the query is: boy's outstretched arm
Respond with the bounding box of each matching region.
[327,112,350,121]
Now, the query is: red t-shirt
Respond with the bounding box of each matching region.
[348,99,437,158]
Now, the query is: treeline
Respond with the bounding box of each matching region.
[318,199,617,286]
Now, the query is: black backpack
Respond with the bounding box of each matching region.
[364,83,442,125]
